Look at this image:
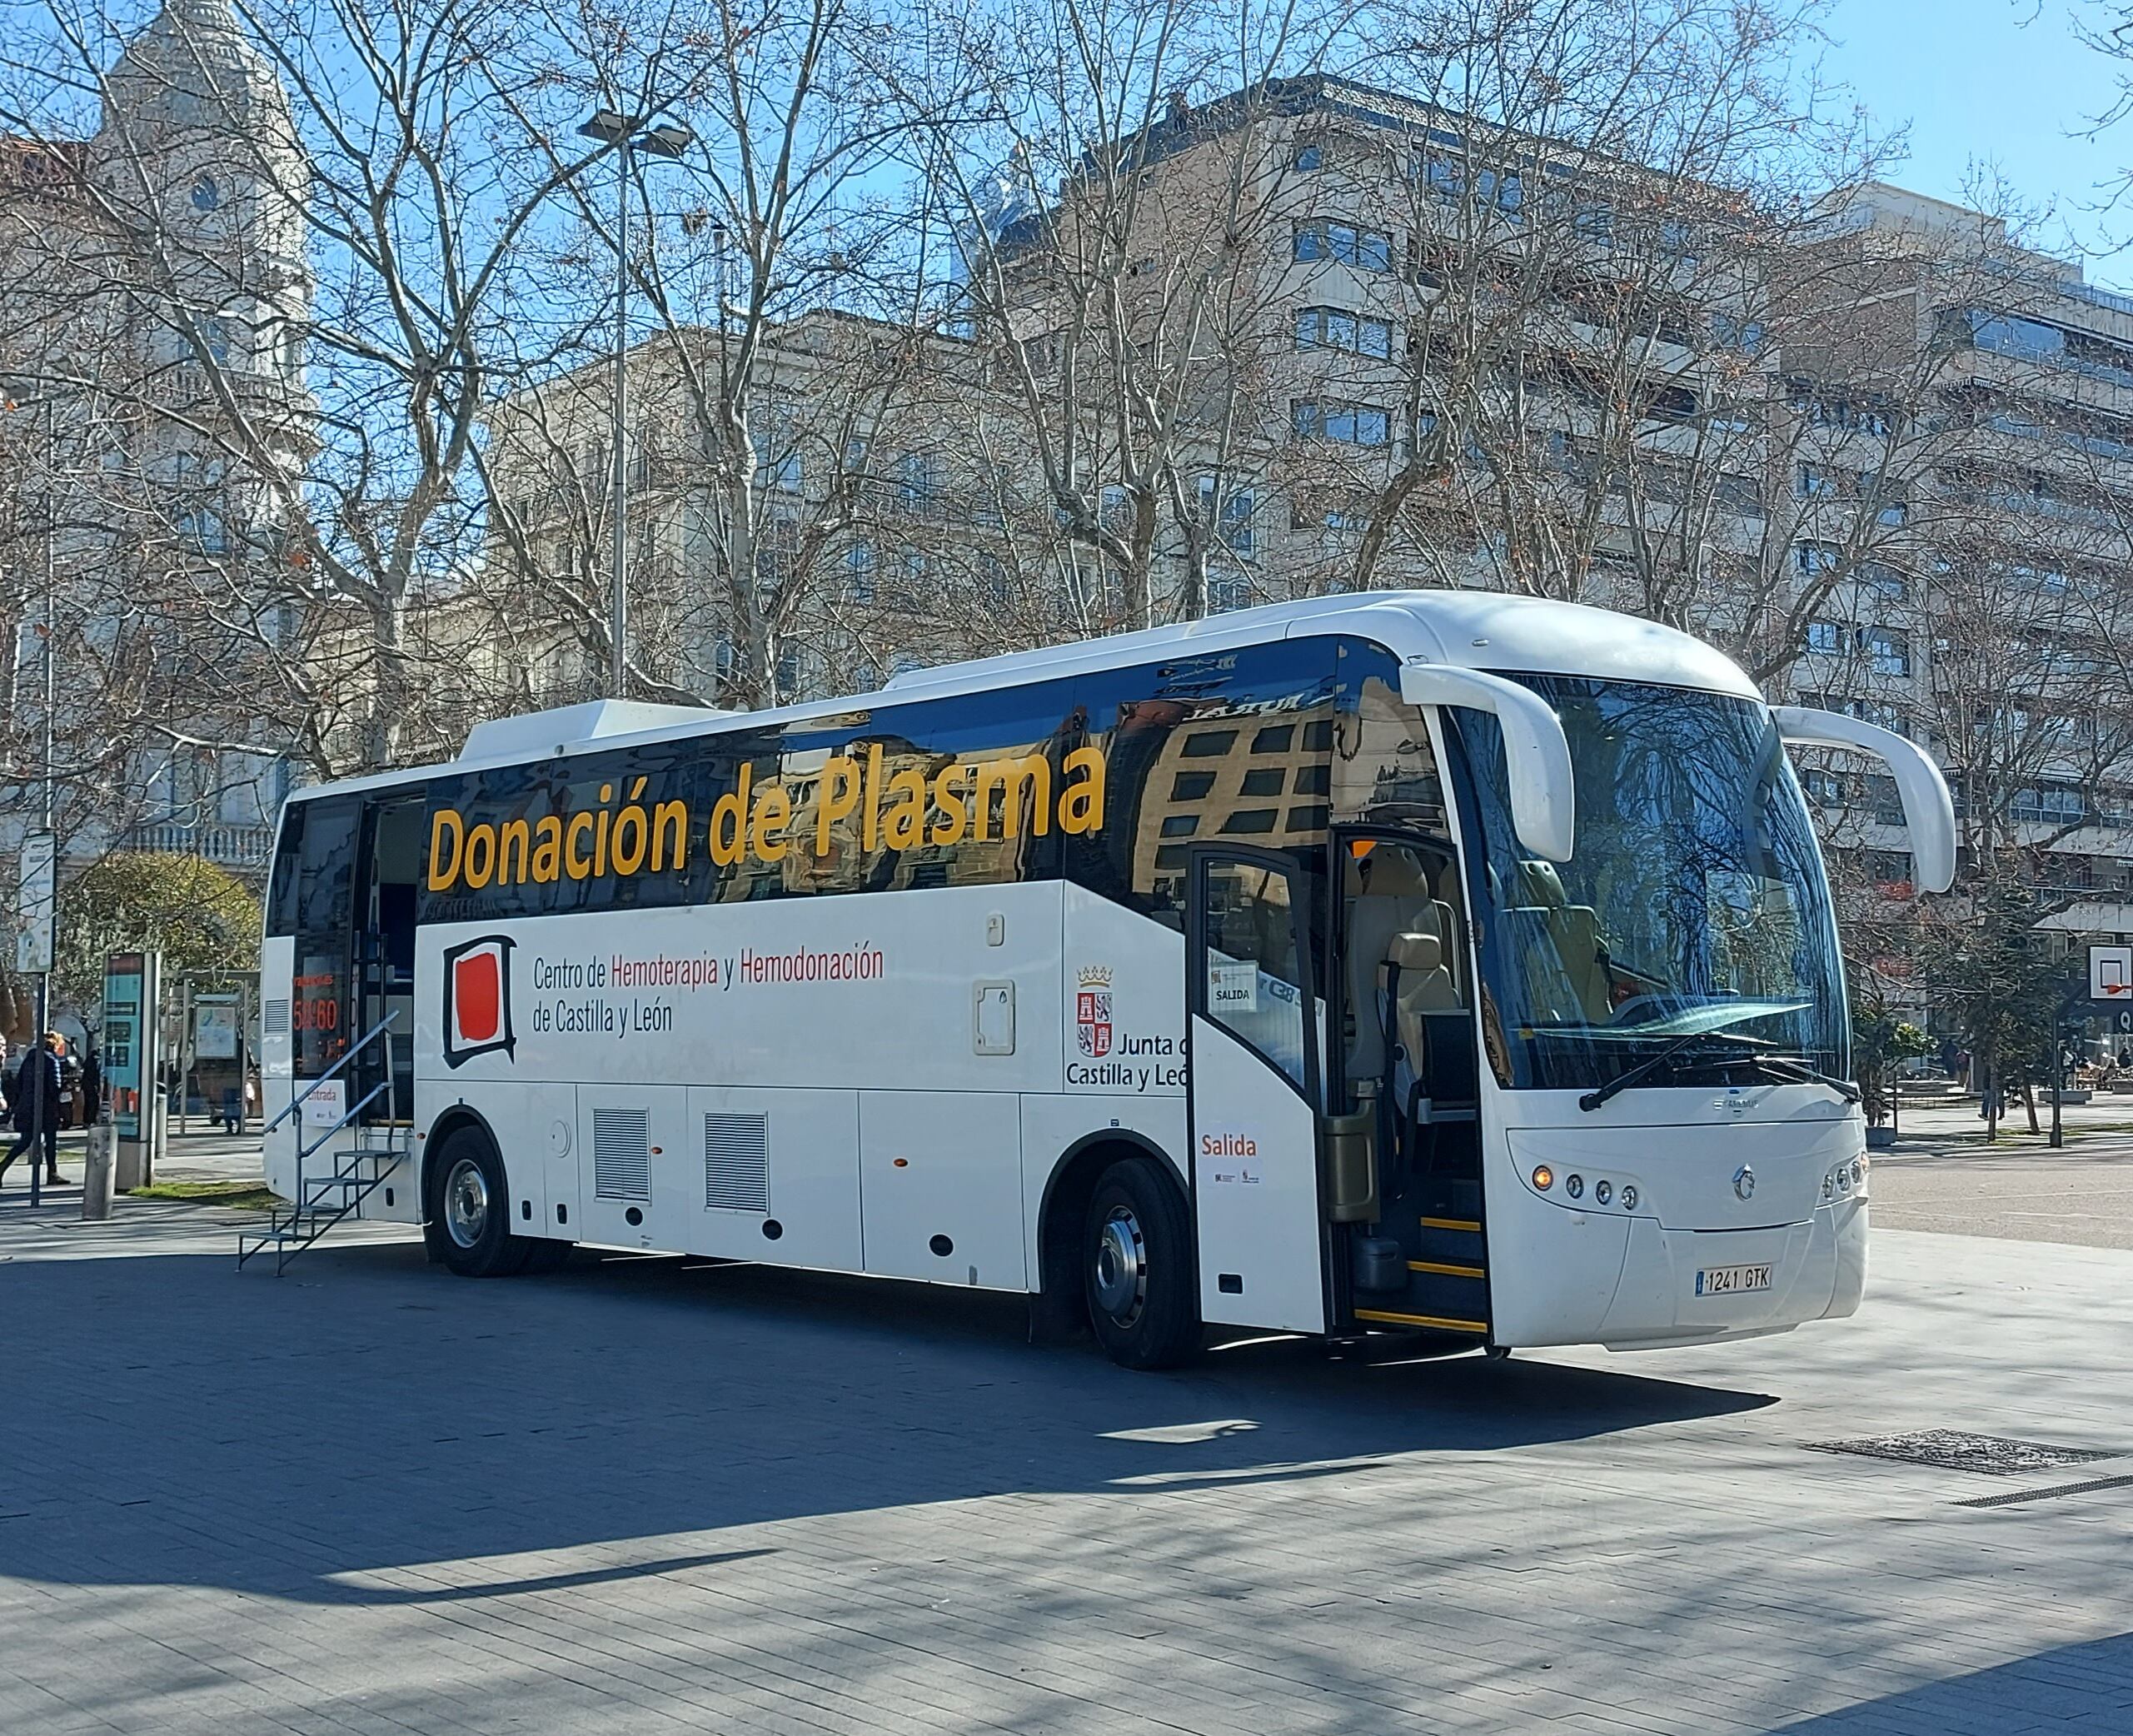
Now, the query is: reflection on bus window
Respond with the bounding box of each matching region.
[1449,675,1846,1090]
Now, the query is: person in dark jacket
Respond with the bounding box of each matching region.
[79,1043,102,1127]
[0,1034,64,1188]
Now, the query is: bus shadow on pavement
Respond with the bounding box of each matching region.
[1769,1630,2133,1733]
[0,1240,1772,1605]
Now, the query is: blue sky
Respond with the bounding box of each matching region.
[1820,0,2131,277]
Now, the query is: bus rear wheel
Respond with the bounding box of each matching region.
[1084,1157,1199,1370]
[427,1128,533,1278]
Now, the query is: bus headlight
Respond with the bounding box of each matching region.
[1532,1165,1554,1190]
[1564,1174,1584,1200]
[1620,1185,1637,1210]
[1594,1180,1613,1205]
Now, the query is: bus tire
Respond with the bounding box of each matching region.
[427,1127,534,1278]
[1084,1157,1200,1370]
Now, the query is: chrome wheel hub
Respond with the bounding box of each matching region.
[445,1157,490,1249]
[1093,1205,1148,1325]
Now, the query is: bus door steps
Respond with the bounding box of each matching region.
[237,1135,410,1278]
[1352,1213,1493,1338]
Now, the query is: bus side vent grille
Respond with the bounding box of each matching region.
[592,1107,652,1200]
[704,1113,770,1214]
[263,999,291,1037]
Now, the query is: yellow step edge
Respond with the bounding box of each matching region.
[1353,1307,1490,1334]
[1419,1216,1482,1233]
[1408,1259,1486,1279]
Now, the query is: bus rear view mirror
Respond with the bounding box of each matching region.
[1772,706,1956,895]
[1400,663,1576,864]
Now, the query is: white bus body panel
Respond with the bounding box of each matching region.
[260,935,297,1199]
[405,877,1225,1297]
[1483,1084,1869,1349]
[1189,1015,1328,1334]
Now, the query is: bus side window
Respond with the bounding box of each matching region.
[267,802,306,935]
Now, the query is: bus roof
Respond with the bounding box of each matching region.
[287,588,1762,802]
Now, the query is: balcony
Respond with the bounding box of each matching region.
[122,822,275,870]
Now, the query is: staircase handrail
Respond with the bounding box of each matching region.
[262,1011,400,1136]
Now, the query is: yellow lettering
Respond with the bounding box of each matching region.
[815,755,860,855]
[565,811,595,880]
[498,818,531,884]
[594,801,611,877]
[882,769,927,851]
[651,799,687,870]
[863,743,884,851]
[751,784,791,862]
[426,807,463,890]
[463,824,496,890]
[611,802,648,875]
[976,755,1050,841]
[1058,746,1106,834]
[928,765,968,846]
[710,763,754,868]
[531,816,562,883]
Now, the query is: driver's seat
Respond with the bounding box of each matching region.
[1507,860,1612,1024]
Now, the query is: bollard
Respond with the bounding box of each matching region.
[82,1123,116,1220]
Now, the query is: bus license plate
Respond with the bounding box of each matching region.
[1696,1263,1772,1297]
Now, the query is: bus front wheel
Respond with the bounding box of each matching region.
[1084,1158,1200,1370]
[426,1128,533,1278]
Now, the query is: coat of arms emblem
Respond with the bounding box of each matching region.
[1075,965,1114,1058]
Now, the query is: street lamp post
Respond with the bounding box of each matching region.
[576,109,694,700]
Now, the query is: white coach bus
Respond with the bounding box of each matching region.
[257,591,1954,1369]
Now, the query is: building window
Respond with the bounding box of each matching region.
[1292,398,1390,446]
[897,450,935,513]
[845,541,876,604]
[1198,478,1255,557]
[1711,312,1765,354]
[1292,222,1393,273]
[1797,463,1837,498]
[1805,620,1845,655]
[1802,770,1846,806]
[1292,142,1323,171]
[1859,561,1908,599]
[1294,306,1393,358]
[1795,541,1841,577]
[1171,771,1215,800]
[1208,576,1252,613]
[1864,628,1911,678]
[754,432,800,492]
[191,175,220,212]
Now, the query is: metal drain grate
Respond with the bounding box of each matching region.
[1955,1473,2133,1509]
[1807,1429,2121,1476]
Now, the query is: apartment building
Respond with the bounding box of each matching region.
[477,77,2133,983]
[0,0,315,881]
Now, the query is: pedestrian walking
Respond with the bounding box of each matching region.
[0,1033,64,1188]
[80,1041,102,1126]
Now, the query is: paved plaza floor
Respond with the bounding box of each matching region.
[0,1150,2126,1734]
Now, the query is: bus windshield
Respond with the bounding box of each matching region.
[1448,674,1847,1092]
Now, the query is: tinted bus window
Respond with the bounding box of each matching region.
[1069,638,1342,925]
[416,679,1090,925]
[267,796,361,937]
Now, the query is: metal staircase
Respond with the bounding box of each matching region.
[237,1015,409,1276]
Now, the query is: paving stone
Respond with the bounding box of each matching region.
[0,1195,2127,1734]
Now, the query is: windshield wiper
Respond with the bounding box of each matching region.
[1577,1030,1774,1112]
[1736,1055,1861,1104]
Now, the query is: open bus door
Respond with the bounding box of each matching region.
[352,795,422,1122]
[1184,847,1329,1334]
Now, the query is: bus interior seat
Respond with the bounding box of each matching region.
[1344,851,1458,1082]
[1384,929,1480,1165]
[1503,859,1612,1025]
